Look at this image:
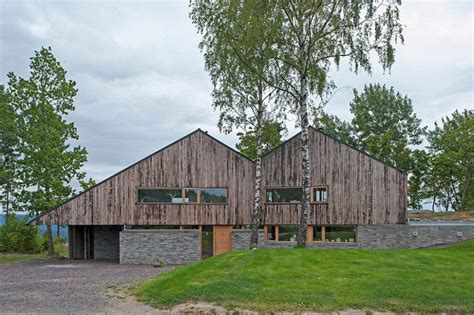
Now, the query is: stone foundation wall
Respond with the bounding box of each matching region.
[231,230,265,250]
[233,225,474,250]
[357,224,474,249]
[94,225,122,260]
[120,229,200,265]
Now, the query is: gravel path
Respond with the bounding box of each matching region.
[0,259,171,314]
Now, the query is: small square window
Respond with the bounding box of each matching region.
[313,187,327,202]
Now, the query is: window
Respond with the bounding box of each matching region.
[278,225,298,241]
[137,188,227,204]
[265,225,298,242]
[185,188,198,203]
[313,225,324,241]
[201,188,227,204]
[312,187,327,202]
[138,188,182,204]
[266,188,303,203]
[325,225,356,242]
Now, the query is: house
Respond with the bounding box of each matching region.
[29,128,474,264]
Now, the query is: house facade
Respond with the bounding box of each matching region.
[30,128,473,264]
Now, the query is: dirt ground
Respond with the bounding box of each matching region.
[0,259,429,314]
[0,259,170,314]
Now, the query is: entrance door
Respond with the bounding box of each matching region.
[201,225,214,259]
[213,225,233,255]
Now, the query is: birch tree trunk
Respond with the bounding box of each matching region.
[297,73,310,247]
[250,93,264,249]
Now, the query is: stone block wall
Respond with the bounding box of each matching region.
[231,230,265,250]
[120,229,200,265]
[357,224,474,249]
[94,225,122,260]
[233,225,474,250]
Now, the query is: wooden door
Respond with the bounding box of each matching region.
[213,225,232,255]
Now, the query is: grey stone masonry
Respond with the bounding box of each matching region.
[233,224,474,250]
[231,230,265,250]
[120,229,200,265]
[357,224,474,249]
[94,225,122,260]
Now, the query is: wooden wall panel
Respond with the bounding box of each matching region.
[35,130,255,226]
[261,128,407,225]
[34,128,406,226]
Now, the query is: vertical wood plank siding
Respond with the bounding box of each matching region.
[261,128,407,225]
[35,128,406,226]
[36,131,255,225]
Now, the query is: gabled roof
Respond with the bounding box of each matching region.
[29,125,406,225]
[262,126,407,174]
[28,128,253,225]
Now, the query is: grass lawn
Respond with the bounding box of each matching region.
[0,253,46,265]
[135,240,474,313]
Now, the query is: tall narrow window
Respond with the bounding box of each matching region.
[184,188,198,203]
[265,188,303,203]
[312,187,327,202]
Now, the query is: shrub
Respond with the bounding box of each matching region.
[0,214,45,253]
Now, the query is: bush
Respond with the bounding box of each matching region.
[0,214,45,253]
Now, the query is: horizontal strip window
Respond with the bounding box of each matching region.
[265,186,328,203]
[312,225,356,243]
[265,224,356,243]
[137,188,227,204]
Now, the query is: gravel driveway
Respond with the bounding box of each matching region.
[0,259,171,314]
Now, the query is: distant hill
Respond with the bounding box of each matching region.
[0,213,68,238]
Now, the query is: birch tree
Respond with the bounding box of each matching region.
[190,1,284,248]
[270,0,403,246]
[8,47,88,255]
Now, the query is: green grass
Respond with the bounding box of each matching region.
[0,253,46,265]
[135,240,474,313]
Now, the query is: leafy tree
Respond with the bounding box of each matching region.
[350,84,425,171]
[79,177,97,192]
[7,47,88,255]
[269,1,403,246]
[0,85,21,217]
[407,149,430,210]
[236,121,285,160]
[190,1,285,248]
[427,109,473,211]
[319,84,426,209]
[317,111,357,146]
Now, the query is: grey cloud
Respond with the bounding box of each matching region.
[1,0,472,185]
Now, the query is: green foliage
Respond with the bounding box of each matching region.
[319,84,427,209]
[7,47,88,216]
[350,84,425,171]
[0,85,21,215]
[427,109,474,211]
[79,177,97,192]
[136,241,474,313]
[236,121,285,160]
[0,214,45,253]
[190,1,284,135]
[318,112,357,147]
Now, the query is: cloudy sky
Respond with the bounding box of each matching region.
[0,0,472,184]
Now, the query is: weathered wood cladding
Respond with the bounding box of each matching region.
[261,128,407,225]
[34,128,407,226]
[36,130,255,225]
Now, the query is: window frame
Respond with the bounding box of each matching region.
[264,186,329,204]
[310,186,329,204]
[136,187,228,205]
